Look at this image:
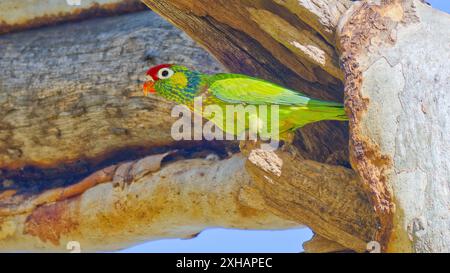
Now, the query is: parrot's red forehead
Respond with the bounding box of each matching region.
[146,64,172,80]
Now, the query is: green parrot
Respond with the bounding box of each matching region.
[143,64,347,141]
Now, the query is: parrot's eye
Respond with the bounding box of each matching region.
[157,68,174,79]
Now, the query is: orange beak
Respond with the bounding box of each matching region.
[143,80,156,96]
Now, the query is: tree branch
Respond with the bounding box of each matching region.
[302,234,350,253]
[0,153,301,251]
[0,0,146,35]
[337,0,450,252]
[0,147,377,252]
[240,142,377,252]
[0,11,223,173]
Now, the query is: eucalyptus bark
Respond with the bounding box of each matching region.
[0,0,448,252]
[0,0,145,35]
[338,0,450,252]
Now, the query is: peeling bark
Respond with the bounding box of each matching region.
[338,0,450,252]
[1,153,300,251]
[240,143,377,252]
[0,150,376,252]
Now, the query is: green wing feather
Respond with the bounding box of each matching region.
[208,74,346,110]
[208,74,311,106]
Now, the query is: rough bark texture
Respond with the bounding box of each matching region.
[0,149,376,252]
[0,154,298,251]
[240,143,377,252]
[0,11,223,175]
[0,0,146,35]
[338,0,450,252]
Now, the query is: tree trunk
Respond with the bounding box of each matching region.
[0,0,146,35]
[338,0,450,252]
[0,0,448,252]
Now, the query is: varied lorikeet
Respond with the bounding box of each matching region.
[143,64,347,140]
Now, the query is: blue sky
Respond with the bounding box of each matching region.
[427,0,450,13]
[120,228,313,253]
[122,1,449,253]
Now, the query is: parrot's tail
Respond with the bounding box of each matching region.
[329,107,349,121]
[308,99,348,122]
[288,99,348,130]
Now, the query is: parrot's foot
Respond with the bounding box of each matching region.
[280,131,295,144]
[239,139,262,156]
[279,132,306,159]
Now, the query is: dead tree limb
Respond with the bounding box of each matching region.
[0,150,376,252]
